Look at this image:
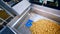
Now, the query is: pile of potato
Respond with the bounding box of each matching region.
[30,19,60,34]
[0,10,10,20]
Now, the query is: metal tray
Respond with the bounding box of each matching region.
[20,4,60,34]
[7,4,60,34]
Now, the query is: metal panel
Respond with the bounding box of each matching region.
[31,4,60,23]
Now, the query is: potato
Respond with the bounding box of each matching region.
[30,19,60,34]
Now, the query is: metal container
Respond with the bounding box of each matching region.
[7,4,60,34]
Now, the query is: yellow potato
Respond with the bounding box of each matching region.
[30,19,60,34]
[0,10,10,20]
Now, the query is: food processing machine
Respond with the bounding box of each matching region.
[0,0,60,34]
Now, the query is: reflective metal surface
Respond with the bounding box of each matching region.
[7,4,60,34]
[31,4,60,23]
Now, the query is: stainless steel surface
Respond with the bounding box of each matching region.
[7,7,31,27]
[12,14,31,34]
[7,7,31,34]
[32,4,60,15]
[12,0,31,15]
[31,4,60,23]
